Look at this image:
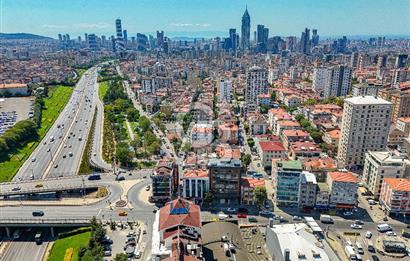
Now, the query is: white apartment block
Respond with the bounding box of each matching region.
[268,68,280,84]
[298,171,317,208]
[218,79,232,102]
[245,65,268,112]
[362,151,410,199]
[312,67,328,96]
[337,96,392,169]
[323,65,352,98]
[352,83,381,97]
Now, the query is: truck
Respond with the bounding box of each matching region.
[35,232,43,245]
[320,214,333,224]
[344,245,356,260]
[377,223,392,232]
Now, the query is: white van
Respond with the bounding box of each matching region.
[377,223,392,232]
[356,242,364,254]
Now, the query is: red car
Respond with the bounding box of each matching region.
[237,213,247,218]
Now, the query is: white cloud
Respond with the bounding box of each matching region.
[42,22,110,30]
[170,23,210,27]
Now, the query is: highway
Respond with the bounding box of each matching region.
[14,67,107,180]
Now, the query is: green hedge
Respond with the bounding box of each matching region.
[58,227,92,239]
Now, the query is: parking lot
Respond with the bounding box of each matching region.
[0,97,34,134]
[240,226,271,261]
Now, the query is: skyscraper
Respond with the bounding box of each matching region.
[337,96,392,169]
[311,29,319,47]
[256,24,268,53]
[156,30,164,48]
[115,18,124,51]
[241,7,251,50]
[299,28,310,55]
[123,29,128,44]
[87,34,98,50]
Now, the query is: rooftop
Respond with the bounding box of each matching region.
[328,171,358,183]
[159,198,201,232]
[345,95,392,105]
[208,158,242,168]
[277,160,303,171]
[383,178,410,192]
[259,141,286,152]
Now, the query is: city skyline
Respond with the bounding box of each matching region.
[1,0,409,38]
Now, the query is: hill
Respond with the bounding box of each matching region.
[0,33,53,40]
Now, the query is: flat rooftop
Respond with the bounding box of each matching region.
[345,95,392,105]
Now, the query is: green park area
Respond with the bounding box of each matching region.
[48,231,91,261]
[0,85,73,181]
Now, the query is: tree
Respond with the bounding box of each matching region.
[303,98,317,106]
[114,253,129,261]
[204,192,214,203]
[241,154,252,169]
[181,142,192,153]
[139,116,151,132]
[244,123,249,134]
[254,187,267,208]
[126,108,139,122]
[116,143,133,166]
[247,138,255,148]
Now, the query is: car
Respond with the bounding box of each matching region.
[12,186,21,191]
[119,211,128,216]
[383,216,389,221]
[64,144,67,148]
[103,250,111,257]
[343,211,354,216]
[69,152,73,157]
[31,157,36,162]
[366,231,372,239]
[30,174,34,180]
[371,255,380,261]
[54,164,58,168]
[386,231,397,236]
[354,220,364,225]
[68,145,72,148]
[238,207,249,214]
[145,185,151,191]
[115,175,125,181]
[351,223,363,229]
[237,213,247,218]
[47,148,51,152]
[32,210,44,216]
[293,216,303,221]
[259,210,273,217]
[63,155,66,158]
[227,207,237,213]
[248,217,258,222]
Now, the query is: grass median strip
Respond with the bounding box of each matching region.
[0,85,74,181]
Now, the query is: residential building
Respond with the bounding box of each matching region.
[337,96,392,169]
[208,158,242,204]
[352,83,381,97]
[396,117,410,136]
[362,151,410,199]
[298,171,317,208]
[152,198,202,260]
[289,141,321,160]
[322,129,340,147]
[323,65,352,98]
[218,123,239,145]
[272,160,303,206]
[256,141,287,168]
[150,158,179,203]
[280,129,310,149]
[378,88,410,122]
[245,65,268,112]
[265,224,337,261]
[312,67,328,96]
[218,79,232,102]
[249,114,269,135]
[191,123,213,152]
[315,182,330,210]
[241,177,265,205]
[380,178,410,215]
[327,171,358,209]
[182,169,209,203]
[303,157,337,182]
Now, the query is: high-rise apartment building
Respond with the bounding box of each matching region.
[312,67,328,96]
[323,65,352,98]
[378,88,410,122]
[218,79,232,102]
[87,34,98,50]
[395,54,408,68]
[241,7,251,50]
[272,160,303,206]
[337,96,392,169]
[245,65,268,112]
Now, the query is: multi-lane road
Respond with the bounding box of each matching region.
[14,67,110,181]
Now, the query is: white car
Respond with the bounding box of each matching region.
[365,231,372,238]
[386,231,397,236]
[351,223,362,229]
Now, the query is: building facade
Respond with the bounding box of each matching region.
[380,178,410,215]
[337,96,392,169]
[272,160,303,206]
[327,171,358,209]
[245,66,268,112]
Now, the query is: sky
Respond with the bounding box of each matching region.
[1,0,409,39]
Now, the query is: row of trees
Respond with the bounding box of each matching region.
[0,120,38,158]
[294,114,323,144]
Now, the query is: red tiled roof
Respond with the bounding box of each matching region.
[383,178,410,192]
[259,141,286,152]
[242,177,265,188]
[328,171,358,183]
[183,169,208,178]
[282,130,310,137]
[159,198,201,232]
